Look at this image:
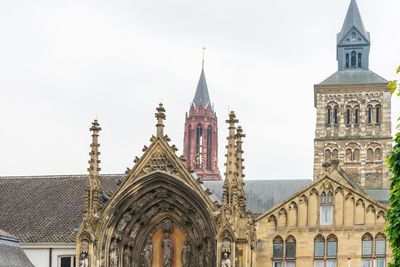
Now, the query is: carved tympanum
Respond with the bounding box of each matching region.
[142,148,177,174]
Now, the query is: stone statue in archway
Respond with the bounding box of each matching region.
[220,252,231,267]
[79,250,88,267]
[143,238,153,267]
[181,238,192,267]
[110,239,119,267]
[162,233,174,267]
[124,247,131,267]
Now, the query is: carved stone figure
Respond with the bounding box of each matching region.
[110,239,119,267]
[181,238,191,267]
[143,238,153,267]
[162,233,174,267]
[220,252,231,267]
[128,224,140,247]
[117,212,132,232]
[124,247,131,267]
[198,248,204,267]
[162,218,174,233]
[205,241,211,267]
[79,250,88,267]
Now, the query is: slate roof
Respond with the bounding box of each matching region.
[0,175,120,243]
[364,189,390,204]
[318,69,387,85]
[0,174,390,244]
[193,68,212,109]
[0,229,34,267]
[337,0,370,44]
[203,179,312,214]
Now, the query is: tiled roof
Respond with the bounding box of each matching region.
[0,228,34,267]
[0,175,121,243]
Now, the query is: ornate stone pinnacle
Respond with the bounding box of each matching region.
[155,103,166,137]
[225,111,239,127]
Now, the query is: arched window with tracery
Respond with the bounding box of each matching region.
[320,191,333,225]
[273,236,284,267]
[285,236,296,267]
[362,233,373,266]
[375,233,386,267]
[327,234,338,266]
[314,235,325,267]
[206,126,212,170]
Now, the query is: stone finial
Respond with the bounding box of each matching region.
[155,103,166,137]
[235,126,246,153]
[88,120,102,175]
[225,111,239,129]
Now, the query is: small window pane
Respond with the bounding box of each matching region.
[321,194,326,204]
[376,258,385,267]
[327,241,337,257]
[286,242,296,258]
[273,243,283,258]
[61,257,71,267]
[362,259,372,267]
[320,206,333,225]
[314,260,324,267]
[314,242,324,257]
[327,260,337,267]
[376,240,386,255]
[273,262,282,267]
[362,240,373,256]
[327,194,333,204]
[285,262,295,267]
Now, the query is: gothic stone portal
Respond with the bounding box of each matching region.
[99,173,217,267]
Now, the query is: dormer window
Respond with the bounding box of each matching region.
[351,32,356,41]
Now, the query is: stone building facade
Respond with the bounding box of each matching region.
[313,0,392,189]
[183,62,221,181]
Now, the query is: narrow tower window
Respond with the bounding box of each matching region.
[206,126,212,170]
[346,108,351,125]
[358,53,362,67]
[368,107,372,124]
[345,53,349,68]
[196,124,203,168]
[187,125,191,165]
[327,107,331,125]
[351,51,356,68]
[334,107,338,125]
[354,108,359,124]
[376,106,380,124]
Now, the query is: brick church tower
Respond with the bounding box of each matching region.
[183,60,221,181]
[314,0,392,189]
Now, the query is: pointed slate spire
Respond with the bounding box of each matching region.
[193,49,212,110]
[337,0,370,44]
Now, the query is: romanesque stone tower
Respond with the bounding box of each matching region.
[183,60,221,180]
[313,0,391,189]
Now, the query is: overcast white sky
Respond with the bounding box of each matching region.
[1,0,399,180]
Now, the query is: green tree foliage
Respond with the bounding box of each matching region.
[385,65,400,267]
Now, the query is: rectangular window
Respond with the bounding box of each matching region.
[375,240,386,255]
[314,260,324,267]
[273,262,282,267]
[60,256,76,267]
[327,241,337,257]
[376,258,385,267]
[285,242,296,259]
[362,240,373,256]
[285,261,296,267]
[355,109,359,124]
[273,243,283,259]
[314,242,325,257]
[362,258,372,267]
[327,260,337,267]
[320,206,333,225]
